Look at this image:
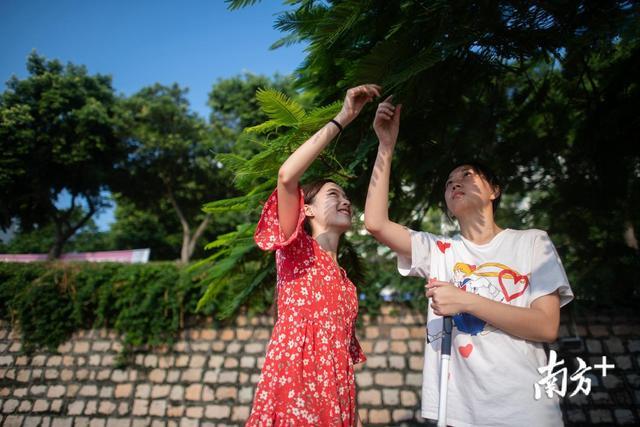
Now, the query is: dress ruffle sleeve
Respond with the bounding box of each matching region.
[248,186,363,426]
[254,187,306,251]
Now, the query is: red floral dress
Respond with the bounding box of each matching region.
[246,188,366,427]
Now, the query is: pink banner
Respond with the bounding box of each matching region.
[0,249,150,263]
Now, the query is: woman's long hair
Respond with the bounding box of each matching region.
[271,179,336,322]
[301,179,337,235]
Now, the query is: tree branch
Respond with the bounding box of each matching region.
[64,196,97,241]
[187,214,211,259]
[166,182,190,234]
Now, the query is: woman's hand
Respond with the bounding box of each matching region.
[425,279,470,317]
[373,95,402,148]
[334,84,381,127]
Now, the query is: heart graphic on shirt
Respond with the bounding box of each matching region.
[498,269,530,302]
[436,241,451,253]
[458,343,473,358]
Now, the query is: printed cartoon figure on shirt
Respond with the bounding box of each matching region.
[427,262,530,345]
[455,263,506,301]
[451,262,489,336]
[365,95,574,424]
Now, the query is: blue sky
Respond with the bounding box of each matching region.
[1,0,306,232]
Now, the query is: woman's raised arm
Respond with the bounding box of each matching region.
[364,96,411,258]
[278,84,381,239]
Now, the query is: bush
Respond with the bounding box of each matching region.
[0,262,204,361]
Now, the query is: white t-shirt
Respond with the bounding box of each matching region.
[398,228,574,427]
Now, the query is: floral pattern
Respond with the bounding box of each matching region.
[246,188,365,426]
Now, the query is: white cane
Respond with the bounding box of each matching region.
[437,316,453,427]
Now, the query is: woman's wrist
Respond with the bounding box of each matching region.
[461,291,480,315]
[333,112,352,128]
[329,118,344,133]
[377,141,396,154]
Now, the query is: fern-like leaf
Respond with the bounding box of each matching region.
[382,47,443,92]
[195,240,257,311]
[244,119,282,134]
[270,33,303,50]
[319,3,365,47]
[299,100,343,131]
[256,88,307,126]
[225,0,262,11]
[274,8,326,34]
[217,264,275,319]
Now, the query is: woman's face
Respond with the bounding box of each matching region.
[304,182,352,235]
[444,165,498,218]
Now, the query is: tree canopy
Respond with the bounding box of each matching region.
[113,83,232,263]
[0,62,301,262]
[112,75,298,263]
[2,2,638,314]
[0,52,125,258]
[202,0,640,314]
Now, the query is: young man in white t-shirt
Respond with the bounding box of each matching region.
[364,96,574,426]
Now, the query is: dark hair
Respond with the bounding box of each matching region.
[301,179,337,235]
[270,179,337,322]
[445,162,502,213]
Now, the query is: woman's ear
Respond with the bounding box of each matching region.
[490,185,502,201]
[303,204,315,218]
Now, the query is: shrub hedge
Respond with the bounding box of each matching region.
[0,262,207,363]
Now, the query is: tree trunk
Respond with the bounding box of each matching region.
[47,228,65,260]
[166,186,211,264]
[180,227,191,264]
[179,215,211,264]
[46,194,96,260]
[184,215,211,263]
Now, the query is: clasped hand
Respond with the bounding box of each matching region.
[425,279,469,317]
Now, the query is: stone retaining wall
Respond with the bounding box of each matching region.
[1,304,639,426]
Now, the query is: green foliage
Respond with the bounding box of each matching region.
[0,263,51,349]
[1,211,112,254]
[0,52,126,258]
[225,0,262,12]
[114,83,234,263]
[117,83,220,211]
[2,3,638,338]
[198,89,373,319]
[109,264,187,348]
[106,196,181,260]
[0,262,204,360]
[13,269,77,354]
[206,73,305,182]
[225,0,640,307]
[254,88,306,127]
[208,72,298,134]
[108,74,301,263]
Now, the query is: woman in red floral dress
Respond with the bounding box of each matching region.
[246,84,381,427]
